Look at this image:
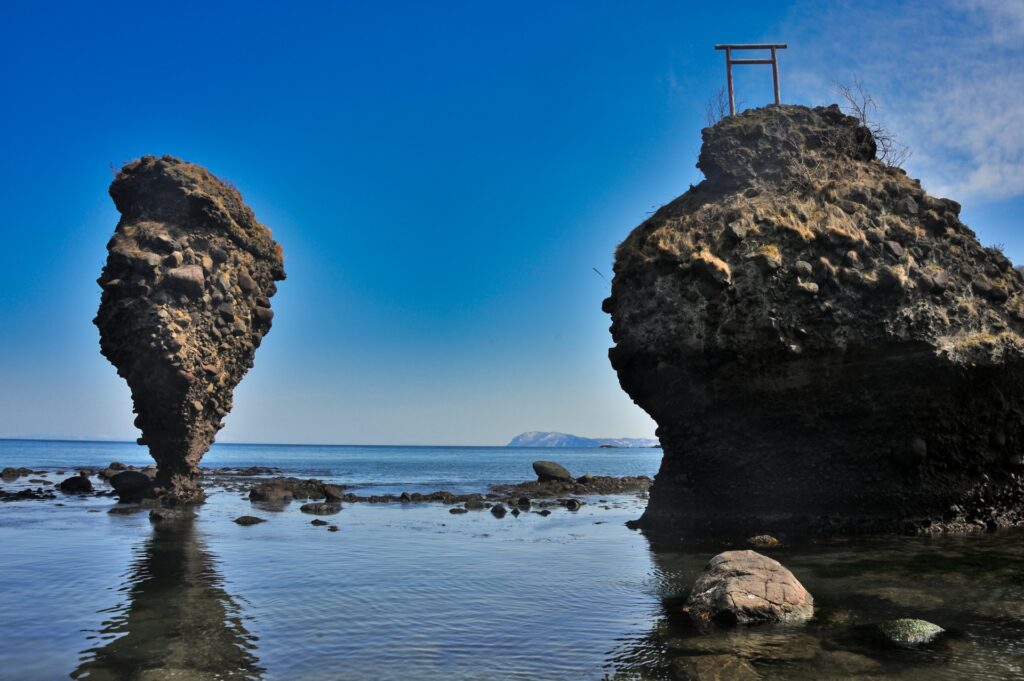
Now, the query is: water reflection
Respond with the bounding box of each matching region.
[73,514,262,681]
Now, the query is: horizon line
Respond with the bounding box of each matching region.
[0,436,661,449]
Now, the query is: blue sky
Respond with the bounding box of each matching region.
[1,1,1021,445]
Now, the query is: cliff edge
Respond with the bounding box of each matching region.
[605,105,1024,538]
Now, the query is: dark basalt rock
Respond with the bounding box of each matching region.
[109,470,153,501]
[59,475,93,494]
[606,105,1024,538]
[94,155,285,503]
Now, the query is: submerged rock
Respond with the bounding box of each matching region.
[606,104,1024,537]
[532,460,572,482]
[299,502,341,515]
[233,515,266,526]
[94,155,285,503]
[673,655,761,681]
[684,550,813,627]
[877,618,944,645]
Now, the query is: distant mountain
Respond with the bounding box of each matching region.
[507,431,660,448]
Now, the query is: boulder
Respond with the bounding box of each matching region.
[490,503,507,518]
[249,483,293,503]
[59,475,92,494]
[532,460,572,482]
[684,550,813,626]
[606,104,1024,537]
[109,470,153,501]
[94,155,285,503]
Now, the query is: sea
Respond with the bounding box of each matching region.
[1,439,1023,680]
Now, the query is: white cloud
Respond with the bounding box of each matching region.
[781,0,1024,202]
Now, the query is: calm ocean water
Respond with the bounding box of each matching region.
[0,439,662,495]
[2,440,1024,680]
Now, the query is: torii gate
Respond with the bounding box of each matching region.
[714,43,787,116]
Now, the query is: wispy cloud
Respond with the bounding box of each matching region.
[782,0,1024,202]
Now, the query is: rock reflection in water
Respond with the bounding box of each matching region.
[72,515,262,681]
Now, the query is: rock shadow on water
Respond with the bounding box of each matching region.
[72,515,263,680]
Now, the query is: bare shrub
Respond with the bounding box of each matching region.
[833,77,911,169]
[705,86,729,126]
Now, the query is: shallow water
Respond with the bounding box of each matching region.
[3,440,1024,680]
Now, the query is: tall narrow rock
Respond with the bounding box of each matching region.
[95,155,285,502]
[605,105,1024,538]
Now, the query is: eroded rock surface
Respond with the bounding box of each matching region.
[95,155,285,502]
[606,105,1024,537]
[684,550,814,627]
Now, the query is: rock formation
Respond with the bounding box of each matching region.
[95,155,285,502]
[606,105,1024,537]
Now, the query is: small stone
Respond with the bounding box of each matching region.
[517,496,532,509]
[327,525,339,532]
[796,281,819,295]
[746,534,780,547]
[793,260,813,278]
[464,498,486,510]
[449,507,469,514]
[490,504,507,518]
[163,265,205,296]
[234,515,265,526]
[300,502,341,515]
[564,498,581,511]
[237,270,257,292]
[886,240,905,258]
[877,618,944,645]
[311,519,328,526]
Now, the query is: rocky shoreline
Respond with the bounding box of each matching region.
[0,460,651,517]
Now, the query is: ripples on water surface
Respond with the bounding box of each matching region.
[2,440,1024,680]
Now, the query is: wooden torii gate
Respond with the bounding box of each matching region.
[714,43,787,116]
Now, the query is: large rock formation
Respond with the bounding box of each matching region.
[95,155,285,502]
[606,105,1024,537]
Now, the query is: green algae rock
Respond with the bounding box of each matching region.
[878,618,944,645]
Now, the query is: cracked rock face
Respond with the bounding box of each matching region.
[606,105,1024,538]
[684,550,813,627]
[95,155,285,502]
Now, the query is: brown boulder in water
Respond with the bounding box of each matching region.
[684,550,814,627]
[94,155,285,503]
[606,105,1024,538]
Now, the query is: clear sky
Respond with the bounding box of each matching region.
[1,1,1021,445]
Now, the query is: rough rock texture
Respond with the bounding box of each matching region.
[877,618,944,645]
[95,156,285,502]
[684,550,814,627]
[606,105,1024,537]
